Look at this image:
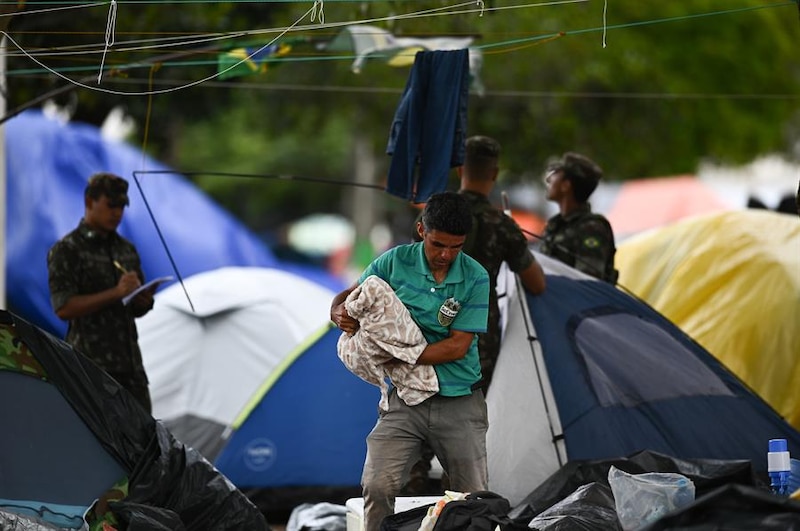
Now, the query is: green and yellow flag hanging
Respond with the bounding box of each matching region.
[217,40,299,80]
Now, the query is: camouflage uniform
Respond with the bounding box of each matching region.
[540,204,618,284]
[47,219,152,413]
[460,190,535,390]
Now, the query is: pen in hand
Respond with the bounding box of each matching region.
[114,260,144,302]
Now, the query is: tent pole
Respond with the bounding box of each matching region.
[0,34,7,309]
[511,272,565,468]
[0,5,20,308]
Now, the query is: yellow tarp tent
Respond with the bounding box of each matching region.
[616,210,800,430]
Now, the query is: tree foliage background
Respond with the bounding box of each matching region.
[5,0,799,235]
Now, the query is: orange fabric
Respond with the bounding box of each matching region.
[608,176,730,236]
[508,209,546,241]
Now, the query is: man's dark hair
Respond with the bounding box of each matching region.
[464,135,500,180]
[550,152,603,203]
[85,172,130,207]
[421,191,473,236]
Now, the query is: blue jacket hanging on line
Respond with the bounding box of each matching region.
[385,49,470,203]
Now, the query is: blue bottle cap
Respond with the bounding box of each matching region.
[769,438,788,452]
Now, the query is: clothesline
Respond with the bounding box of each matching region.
[2,1,792,97]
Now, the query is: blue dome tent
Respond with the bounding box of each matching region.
[136,266,380,500]
[487,254,800,505]
[5,109,291,336]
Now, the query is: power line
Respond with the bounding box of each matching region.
[134,169,386,190]
[13,73,800,101]
[3,1,794,87]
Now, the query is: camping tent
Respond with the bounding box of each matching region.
[0,309,268,530]
[138,254,800,506]
[137,266,380,489]
[486,253,800,506]
[604,175,732,239]
[615,209,800,430]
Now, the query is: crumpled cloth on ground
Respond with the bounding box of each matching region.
[286,502,347,531]
[337,275,438,411]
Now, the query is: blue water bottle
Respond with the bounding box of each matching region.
[767,438,791,496]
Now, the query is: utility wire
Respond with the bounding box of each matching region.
[2,1,793,89]
[133,169,637,303]
[136,169,386,190]
[128,168,384,310]
[517,225,639,297]
[131,171,195,312]
[12,71,800,101]
[0,19,305,124]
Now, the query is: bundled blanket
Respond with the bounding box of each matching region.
[337,275,439,411]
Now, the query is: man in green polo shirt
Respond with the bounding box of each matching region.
[331,192,490,531]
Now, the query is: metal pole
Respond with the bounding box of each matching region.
[0,34,7,309]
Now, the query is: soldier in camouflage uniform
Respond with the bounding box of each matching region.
[540,153,618,284]
[457,135,546,389]
[47,172,155,413]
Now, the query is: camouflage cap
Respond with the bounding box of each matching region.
[85,172,129,207]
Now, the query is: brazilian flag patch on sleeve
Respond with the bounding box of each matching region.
[583,236,601,249]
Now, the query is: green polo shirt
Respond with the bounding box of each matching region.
[358,242,490,396]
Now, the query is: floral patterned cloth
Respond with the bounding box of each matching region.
[337,275,439,412]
